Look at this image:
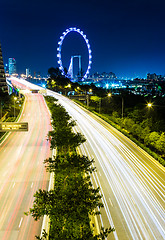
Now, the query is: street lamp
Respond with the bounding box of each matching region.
[67,84,71,88]
[14,97,17,119]
[108,93,112,97]
[147,102,152,108]
[122,97,124,118]
[0,101,3,120]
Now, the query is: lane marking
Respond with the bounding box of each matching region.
[12,182,15,188]
[109,197,113,207]
[31,182,33,188]
[19,217,23,228]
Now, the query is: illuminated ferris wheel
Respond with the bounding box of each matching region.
[57,27,92,81]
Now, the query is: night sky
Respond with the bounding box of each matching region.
[1,0,165,79]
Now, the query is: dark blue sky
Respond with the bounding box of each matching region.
[1,0,165,78]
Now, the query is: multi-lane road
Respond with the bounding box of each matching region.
[1,77,165,240]
[48,90,165,240]
[0,92,51,240]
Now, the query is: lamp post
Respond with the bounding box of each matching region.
[0,101,2,120]
[122,97,124,119]
[14,97,17,119]
[99,98,101,114]
[86,89,92,107]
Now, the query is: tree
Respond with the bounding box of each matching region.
[156,132,165,154]
[123,118,135,132]
[44,154,96,174]
[132,124,143,139]
[145,131,160,147]
[26,95,115,240]
[140,126,150,141]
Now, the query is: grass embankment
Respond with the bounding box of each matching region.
[73,99,165,167]
[27,96,114,240]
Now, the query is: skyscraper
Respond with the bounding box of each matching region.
[9,58,16,75]
[26,68,31,77]
[0,43,8,92]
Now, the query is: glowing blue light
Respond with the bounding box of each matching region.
[42,84,46,88]
[57,27,92,81]
[106,84,109,89]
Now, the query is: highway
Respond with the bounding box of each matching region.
[0,92,51,239]
[47,90,165,240]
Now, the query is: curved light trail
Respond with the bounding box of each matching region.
[47,90,165,240]
[4,77,164,240]
[0,89,51,239]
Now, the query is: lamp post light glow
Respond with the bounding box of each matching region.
[108,93,112,97]
[89,89,92,93]
[147,103,152,108]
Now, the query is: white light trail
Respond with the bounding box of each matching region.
[48,90,165,240]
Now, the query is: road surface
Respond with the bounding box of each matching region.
[0,93,51,240]
[48,90,165,240]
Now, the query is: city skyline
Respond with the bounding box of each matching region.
[1,0,165,78]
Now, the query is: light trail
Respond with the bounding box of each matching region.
[48,90,165,240]
[7,78,165,239]
[0,89,52,239]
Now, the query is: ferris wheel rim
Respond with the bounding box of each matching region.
[57,27,92,81]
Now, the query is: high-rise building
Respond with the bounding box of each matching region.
[0,43,8,92]
[9,58,16,75]
[26,68,31,77]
